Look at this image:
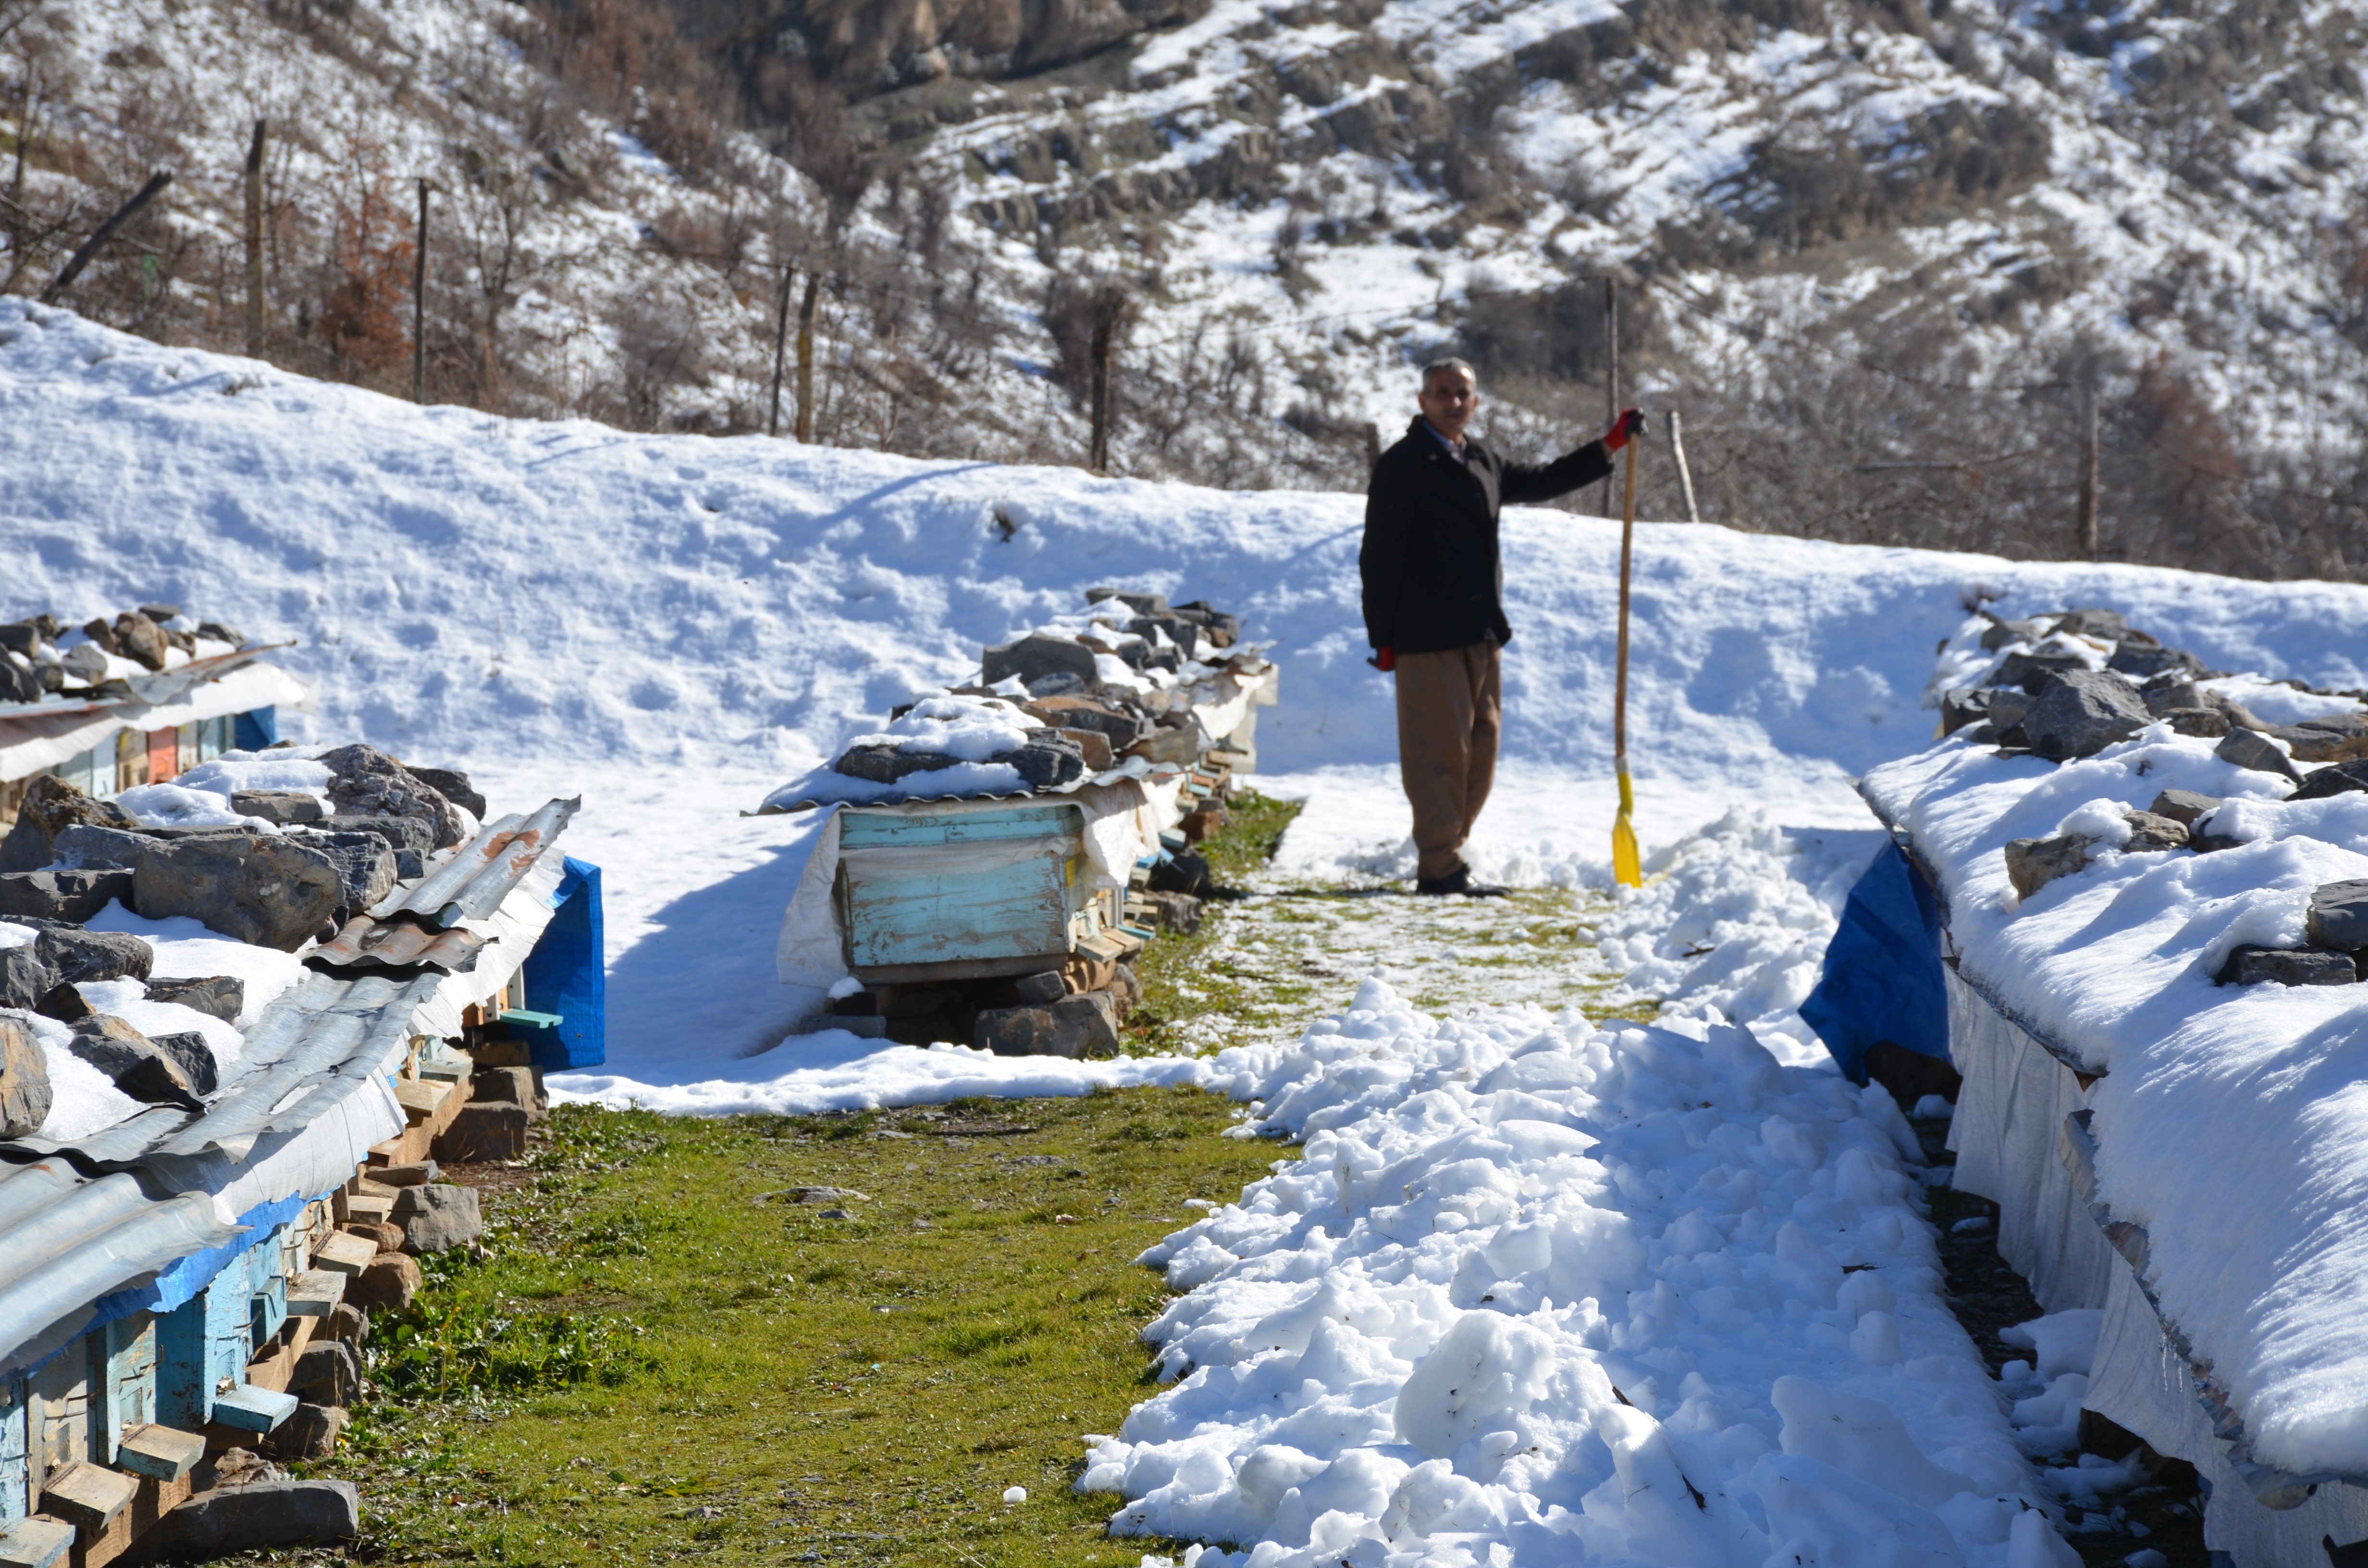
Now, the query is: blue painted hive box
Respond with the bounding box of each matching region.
[837,800,1105,982]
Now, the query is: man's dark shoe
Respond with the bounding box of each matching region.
[1413,866,1510,898]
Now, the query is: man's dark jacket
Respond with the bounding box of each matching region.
[1360,417,1613,654]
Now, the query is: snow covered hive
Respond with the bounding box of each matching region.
[0,751,592,1554]
[768,587,1278,1053]
[1861,604,2368,1563]
[0,602,308,829]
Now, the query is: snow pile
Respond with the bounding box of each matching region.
[1594,811,1887,1063]
[761,693,1042,808]
[1862,619,2368,1478]
[1087,979,2063,1568]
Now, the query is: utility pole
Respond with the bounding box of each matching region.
[2078,388,2101,560]
[1668,409,1701,524]
[767,261,794,438]
[243,120,266,357]
[794,273,820,442]
[1088,290,1120,473]
[411,179,429,404]
[1600,276,1619,516]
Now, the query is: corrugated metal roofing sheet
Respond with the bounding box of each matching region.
[758,755,1191,815]
[0,644,288,719]
[307,915,487,976]
[369,797,579,926]
[0,795,580,1372]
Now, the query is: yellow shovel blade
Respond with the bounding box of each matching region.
[1612,771,1642,888]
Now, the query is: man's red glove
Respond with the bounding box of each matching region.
[1603,407,1646,451]
[1369,647,1396,672]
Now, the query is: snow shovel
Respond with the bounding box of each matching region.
[1611,429,1643,888]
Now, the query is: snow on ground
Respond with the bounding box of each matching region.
[1091,979,2059,1568]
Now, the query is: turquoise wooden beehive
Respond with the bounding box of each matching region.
[836,800,1104,982]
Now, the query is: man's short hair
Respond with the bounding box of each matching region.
[1420,356,1476,392]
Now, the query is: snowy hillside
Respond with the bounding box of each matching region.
[8,0,2367,574]
[8,300,2368,1076]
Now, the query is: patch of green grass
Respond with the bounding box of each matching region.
[328,1089,1281,1566]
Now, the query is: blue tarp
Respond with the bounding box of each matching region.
[1799,842,1947,1085]
[518,856,605,1069]
[233,706,279,750]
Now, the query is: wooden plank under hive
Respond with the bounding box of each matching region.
[838,802,1094,983]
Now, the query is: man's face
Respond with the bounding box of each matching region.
[1419,368,1480,442]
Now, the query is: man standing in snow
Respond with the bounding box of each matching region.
[1361,357,1642,896]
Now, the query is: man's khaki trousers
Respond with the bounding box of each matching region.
[1394,641,1501,882]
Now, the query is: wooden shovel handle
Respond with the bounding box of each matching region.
[1614,435,1639,767]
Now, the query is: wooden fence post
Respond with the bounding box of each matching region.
[411,179,429,404]
[2078,387,2101,560]
[1600,276,1619,516]
[1668,409,1701,524]
[767,261,794,438]
[794,274,820,442]
[243,120,265,357]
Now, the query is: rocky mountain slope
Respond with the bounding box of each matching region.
[5,0,2366,576]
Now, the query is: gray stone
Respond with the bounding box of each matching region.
[2215,729,2303,783]
[2306,881,2368,952]
[287,830,397,915]
[2216,945,2357,987]
[108,612,168,672]
[0,655,38,704]
[1006,729,1086,789]
[2021,671,2153,761]
[318,743,466,849]
[1011,970,1065,1004]
[1127,613,1203,660]
[973,992,1118,1058]
[2053,608,2130,640]
[1147,849,1214,898]
[1171,600,1239,647]
[982,633,1100,693]
[147,1477,360,1555]
[2004,834,2094,900]
[1086,588,1168,615]
[230,789,324,825]
[136,602,180,624]
[1023,696,1142,748]
[0,946,54,1011]
[2109,642,2205,679]
[2121,810,2190,853]
[1055,727,1114,771]
[345,1251,420,1311]
[34,927,150,986]
[1982,688,2030,734]
[2162,707,2231,738]
[407,766,487,818]
[287,1340,361,1408]
[1110,961,1143,1020]
[2148,790,2223,827]
[131,832,344,951]
[1140,890,1204,933]
[1937,688,1991,736]
[317,812,432,878]
[2202,688,2270,732]
[67,1015,202,1107]
[146,1030,220,1096]
[833,743,962,784]
[470,1065,545,1116]
[1979,617,2042,650]
[2294,759,2368,802]
[325,1303,369,1346]
[35,980,89,1024]
[268,1402,348,1461]
[374,1159,439,1186]
[49,822,162,871]
[433,1102,528,1162]
[0,1015,54,1138]
[143,974,243,1024]
[2141,677,2203,716]
[393,1184,483,1255]
[2274,713,2368,764]
[58,642,107,682]
[195,620,245,647]
[0,868,134,922]
[0,775,136,873]
[1987,650,2087,692]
